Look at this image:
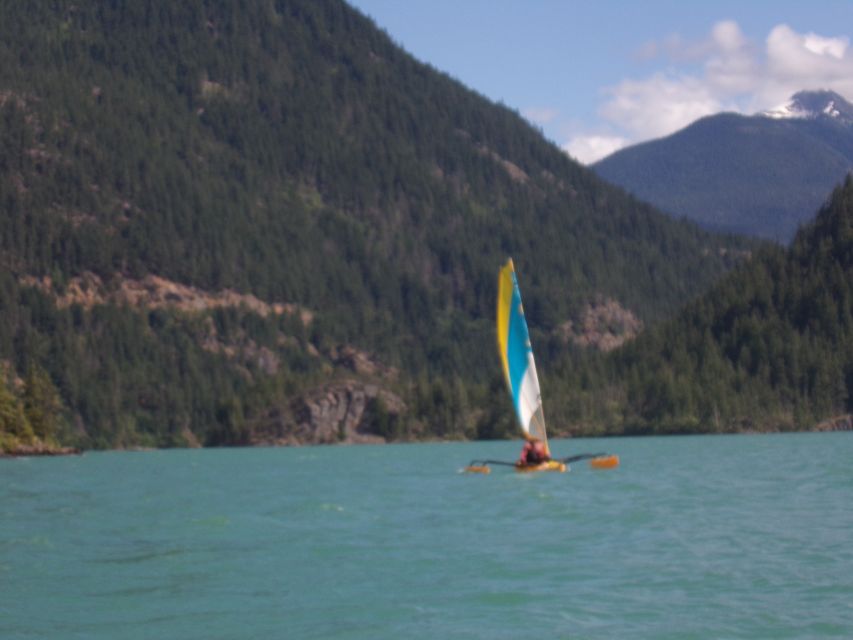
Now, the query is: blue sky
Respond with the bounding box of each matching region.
[348,0,853,163]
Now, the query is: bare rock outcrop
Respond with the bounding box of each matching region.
[20,272,313,324]
[328,345,398,380]
[813,414,853,432]
[0,441,81,457]
[556,297,643,352]
[252,381,406,446]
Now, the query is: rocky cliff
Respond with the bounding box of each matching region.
[250,380,407,446]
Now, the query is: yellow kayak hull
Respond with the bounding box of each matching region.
[465,455,618,474]
[515,460,567,473]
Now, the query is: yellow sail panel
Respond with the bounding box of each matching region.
[496,259,515,385]
[495,259,548,446]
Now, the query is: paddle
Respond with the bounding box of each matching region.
[467,459,517,468]
[555,452,607,464]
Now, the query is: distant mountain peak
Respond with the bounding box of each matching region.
[761,90,853,125]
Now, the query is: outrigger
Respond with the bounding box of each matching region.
[465,259,619,474]
[466,453,621,474]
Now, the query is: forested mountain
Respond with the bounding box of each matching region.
[0,0,755,452]
[548,177,853,435]
[593,91,853,242]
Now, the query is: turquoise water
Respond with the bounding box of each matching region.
[2,433,853,639]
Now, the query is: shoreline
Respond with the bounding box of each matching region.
[0,443,82,458]
[2,418,851,458]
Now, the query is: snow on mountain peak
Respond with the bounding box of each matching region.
[824,101,840,118]
[760,90,853,124]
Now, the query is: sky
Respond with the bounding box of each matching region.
[347,0,853,164]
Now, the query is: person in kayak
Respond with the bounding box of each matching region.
[518,437,550,466]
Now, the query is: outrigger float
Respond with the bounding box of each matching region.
[465,259,619,474]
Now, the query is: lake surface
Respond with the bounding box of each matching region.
[2,432,853,639]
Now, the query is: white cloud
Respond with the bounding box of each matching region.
[763,25,853,103]
[711,20,746,53]
[566,21,853,164]
[705,21,758,93]
[601,74,723,140]
[803,32,848,59]
[564,135,629,164]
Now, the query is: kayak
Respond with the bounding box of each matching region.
[464,453,620,474]
[463,459,567,474]
[514,460,567,473]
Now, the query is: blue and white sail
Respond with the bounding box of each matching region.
[496,258,548,448]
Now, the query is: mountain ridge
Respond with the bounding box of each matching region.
[594,90,853,242]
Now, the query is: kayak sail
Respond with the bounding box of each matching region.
[496,258,548,450]
[464,259,619,474]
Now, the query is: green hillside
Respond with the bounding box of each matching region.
[0,0,754,452]
[550,177,853,435]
